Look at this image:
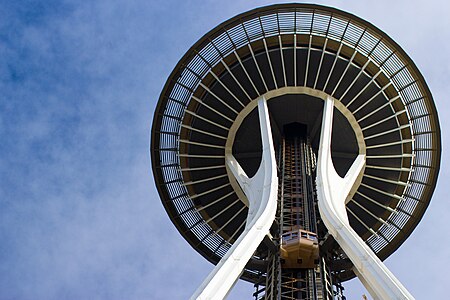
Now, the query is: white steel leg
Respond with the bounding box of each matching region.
[190,96,278,300]
[316,96,414,300]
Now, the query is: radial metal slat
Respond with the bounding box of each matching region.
[366,139,414,149]
[262,37,278,89]
[313,37,328,89]
[356,190,396,212]
[232,51,260,96]
[209,71,246,108]
[181,165,226,172]
[199,82,240,115]
[304,34,313,86]
[178,139,225,149]
[367,154,413,159]
[190,95,235,123]
[357,95,401,123]
[190,183,231,199]
[219,60,253,101]
[180,126,226,143]
[346,70,383,109]
[183,110,230,131]
[278,35,288,87]
[364,124,411,141]
[323,42,344,91]
[294,33,297,86]
[331,49,358,97]
[364,174,408,187]
[339,59,371,102]
[359,183,402,201]
[361,110,407,132]
[178,153,225,159]
[366,165,411,172]
[351,80,392,114]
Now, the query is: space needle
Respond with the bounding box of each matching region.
[151,4,441,299]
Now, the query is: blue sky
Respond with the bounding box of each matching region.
[0,0,449,299]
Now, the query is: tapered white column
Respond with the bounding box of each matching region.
[316,96,414,300]
[190,96,278,300]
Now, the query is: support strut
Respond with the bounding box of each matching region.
[315,96,414,300]
[190,96,278,300]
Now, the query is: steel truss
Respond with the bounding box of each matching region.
[254,134,339,300]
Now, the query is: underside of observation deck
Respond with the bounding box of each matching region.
[151,3,441,286]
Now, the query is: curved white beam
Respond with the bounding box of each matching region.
[191,96,278,300]
[316,96,414,300]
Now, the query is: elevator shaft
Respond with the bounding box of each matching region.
[254,132,337,300]
[279,136,322,300]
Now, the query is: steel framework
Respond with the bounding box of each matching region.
[151,4,441,299]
